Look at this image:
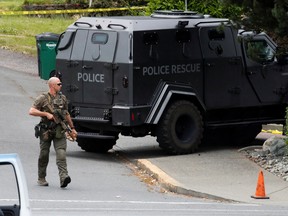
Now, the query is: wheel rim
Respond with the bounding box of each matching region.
[175,114,194,142]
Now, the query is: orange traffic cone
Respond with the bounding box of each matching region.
[251,170,269,199]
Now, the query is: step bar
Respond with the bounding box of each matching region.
[72,116,110,124]
[77,132,116,140]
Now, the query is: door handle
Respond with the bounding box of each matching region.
[206,63,215,67]
[83,65,93,70]
[248,71,257,75]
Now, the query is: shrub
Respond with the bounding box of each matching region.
[146,0,242,20]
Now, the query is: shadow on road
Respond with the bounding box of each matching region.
[66,132,275,162]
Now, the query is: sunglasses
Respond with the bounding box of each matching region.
[57,83,62,86]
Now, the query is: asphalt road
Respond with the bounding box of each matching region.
[1,49,288,215]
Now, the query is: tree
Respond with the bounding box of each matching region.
[147,0,288,43]
[226,0,288,37]
[147,0,242,19]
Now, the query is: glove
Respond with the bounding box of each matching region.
[65,129,77,142]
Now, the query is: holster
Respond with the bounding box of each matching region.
[35,121,57,140]
[34,124,41,138]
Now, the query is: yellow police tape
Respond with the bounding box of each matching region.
[261,129,283,135]
[0,6,146,16]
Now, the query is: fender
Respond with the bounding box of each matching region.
[145,81,205,124]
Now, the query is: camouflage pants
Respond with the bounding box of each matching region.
[38,135,68,183]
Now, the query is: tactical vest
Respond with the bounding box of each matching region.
[41,93,67,125]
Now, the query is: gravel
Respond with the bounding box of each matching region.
[240,140,288,182]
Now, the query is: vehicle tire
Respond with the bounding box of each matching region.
[156,100,203,155]
[77,132,119,153]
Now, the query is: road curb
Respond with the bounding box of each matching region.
[136,159,237,203]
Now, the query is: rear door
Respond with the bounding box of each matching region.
[65,29,88,103]
[56,29,80,102]
[81,30,118,105]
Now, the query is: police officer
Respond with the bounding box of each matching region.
[29,77,77,188]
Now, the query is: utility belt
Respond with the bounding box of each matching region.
[41,121,57,129]
[34,121,64,140]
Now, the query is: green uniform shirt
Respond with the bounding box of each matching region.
[33,92,69,122]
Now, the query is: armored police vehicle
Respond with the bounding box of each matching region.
[56,10,288,154]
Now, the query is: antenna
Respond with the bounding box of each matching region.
[185,0,187,11]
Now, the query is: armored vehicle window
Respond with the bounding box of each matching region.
[57,30,75,51]
[245,40,274,63]
[200,26,236,58]
[176,30,191,43]
[84,30,117,63]
[92,33,108,44]
[208,29,225,40]
[143,32,159,45]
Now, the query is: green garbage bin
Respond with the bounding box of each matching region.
[35,32,59,80]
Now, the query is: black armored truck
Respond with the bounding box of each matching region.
[55,10,288,154]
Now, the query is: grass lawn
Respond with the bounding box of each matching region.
[0,16,75,56]
[0,0,75,56]
[0,0,23,11]
[0,1,145,56]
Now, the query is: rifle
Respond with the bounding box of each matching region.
[45,103,76,141]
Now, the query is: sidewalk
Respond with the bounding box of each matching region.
[136,134,288,205]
